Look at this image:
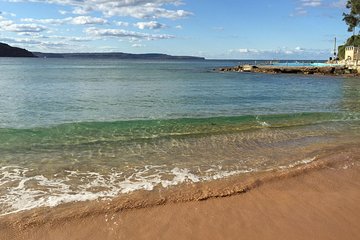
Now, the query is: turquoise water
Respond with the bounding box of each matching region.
[0,58,347,128]
[0,58,359,215]
[270,62,342,67]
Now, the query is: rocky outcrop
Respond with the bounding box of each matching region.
[0,42,36,57]
[217,65,358,76]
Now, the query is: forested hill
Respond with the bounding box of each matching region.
[0,42,205,60]
[33,52,205,60]
[0,42,36,57]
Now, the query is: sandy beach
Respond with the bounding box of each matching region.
[1,145,359,240]
[1,1,359,239]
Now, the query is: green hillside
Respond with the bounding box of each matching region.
[338,35,360,60]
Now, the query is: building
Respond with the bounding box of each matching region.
[344,46,360,70]
[345,46,360,61]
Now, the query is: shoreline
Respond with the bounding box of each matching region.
[1,144,360,239]
[217,65,360,76]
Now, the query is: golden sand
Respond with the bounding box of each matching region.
[1,146,360,240]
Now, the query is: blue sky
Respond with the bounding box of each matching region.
[0,0,353,59]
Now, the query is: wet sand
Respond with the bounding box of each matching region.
[1,146,360,240]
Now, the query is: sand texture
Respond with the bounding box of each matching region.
[1,146,360,240]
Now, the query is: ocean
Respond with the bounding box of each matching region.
[0,58,359,215]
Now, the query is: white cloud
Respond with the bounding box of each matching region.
[330,0,347,8]
[0,37,42,44]
[21,17,67,25]
[292,0,346,16]
[132,43,145,47]
[48,35,94,42]
[134,21,166,30]
[115,21,129,27]
[231,48,259,54]
[0,11,16,17]
[175,25,183,29]
[1,36,73,49]
[20,16,107,25]
[301,0,322,7]
[71,16,107,25]
[72,6,93,15]
[0,35,98,52]
[111,6,192,19]
[291,0,323,16]
[85,27,175,40]
[229,46,323,59]
[0,18,47,33]
[1,0,190,52]
[291,7,308,16]
[8,0,193,20]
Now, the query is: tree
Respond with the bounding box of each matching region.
[343,0,360,32]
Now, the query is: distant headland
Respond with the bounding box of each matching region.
[0,42,36,57]
[0,42,205,60]
[32,52,205,60]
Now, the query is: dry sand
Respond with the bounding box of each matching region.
[1,146,360,240]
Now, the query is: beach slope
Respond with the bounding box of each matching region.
[1,148,360,240]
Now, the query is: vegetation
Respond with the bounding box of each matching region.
[338,35,360,60]
[33,52,205,60]
[338,1,360,60]
[343,0,360,32]
[0,42,35,57]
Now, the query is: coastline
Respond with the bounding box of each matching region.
[1,144,359,240]
[217,65,360,76]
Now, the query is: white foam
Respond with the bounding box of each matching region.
[278,157,317,170]
[260,121,270,127]
[255,116,271,127]
[0,158,317,216]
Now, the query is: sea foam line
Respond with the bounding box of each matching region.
[0,158,317,216]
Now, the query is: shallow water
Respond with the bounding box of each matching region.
[0,58,359,215]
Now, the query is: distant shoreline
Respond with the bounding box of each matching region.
[0,42,205,60]
[0,42,35,58]
[32,52,205,60]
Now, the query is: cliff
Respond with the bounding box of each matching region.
[0,42,36,57]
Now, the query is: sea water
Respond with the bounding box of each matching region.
[0,58,359,215]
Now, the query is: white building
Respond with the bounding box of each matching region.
[345,46,360,61]
[344,46,360,69]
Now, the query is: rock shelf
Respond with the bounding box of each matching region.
[217,65,359,76]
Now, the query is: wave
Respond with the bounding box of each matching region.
[0,112,359,150]
[0,156,318,216]
[2,143,359,218]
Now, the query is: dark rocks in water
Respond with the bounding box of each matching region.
[0,42,36,57]
[216,65,357,76]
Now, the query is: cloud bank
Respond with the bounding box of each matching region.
[7,0,193,19]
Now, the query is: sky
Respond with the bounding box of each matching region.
[0,0,354,59]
